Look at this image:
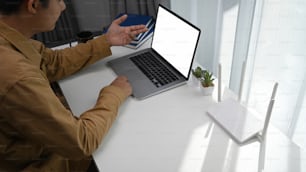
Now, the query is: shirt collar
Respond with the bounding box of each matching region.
[0,21,41,67]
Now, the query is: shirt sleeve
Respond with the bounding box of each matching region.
[2,74,127,160]
[34,35,112,82]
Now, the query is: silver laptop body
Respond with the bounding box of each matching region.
[108,5,201,99]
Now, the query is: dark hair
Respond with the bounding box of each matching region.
[0,0,49,15]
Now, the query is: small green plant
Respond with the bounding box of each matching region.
[192,66,203,79]
[201,70,215,87]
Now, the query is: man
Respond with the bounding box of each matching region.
[0,0,147,171]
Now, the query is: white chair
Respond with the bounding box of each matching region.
[207,62,278,172]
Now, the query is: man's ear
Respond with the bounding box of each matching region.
[26,0,40,14]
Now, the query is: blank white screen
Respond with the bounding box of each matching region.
[152,6,200,78]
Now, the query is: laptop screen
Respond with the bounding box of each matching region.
[151,5,201,78]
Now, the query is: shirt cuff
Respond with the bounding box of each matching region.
[98,85,127,106]
[89,35,112,58]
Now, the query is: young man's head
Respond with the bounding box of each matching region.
[0,0,66,37]
[0,0,49,15]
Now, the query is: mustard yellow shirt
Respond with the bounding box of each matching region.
[0,21,126,171]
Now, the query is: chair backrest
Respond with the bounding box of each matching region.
[217,61,246,102]
[261,82,278,139]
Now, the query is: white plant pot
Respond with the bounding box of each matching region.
[201,86,214,96]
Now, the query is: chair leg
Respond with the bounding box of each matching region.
[258,139,266,172]
[205,122,214,138]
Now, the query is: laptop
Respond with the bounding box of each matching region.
[108,4,201,99]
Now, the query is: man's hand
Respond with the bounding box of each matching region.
[110,76,132,97]
[105,14,148,46]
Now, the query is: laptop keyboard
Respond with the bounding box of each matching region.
[130,52,179,87]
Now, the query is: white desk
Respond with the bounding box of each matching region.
[58,42,306,172]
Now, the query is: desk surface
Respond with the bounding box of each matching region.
[58,42,306,172]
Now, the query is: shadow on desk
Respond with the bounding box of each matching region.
[201,124,240,172]
[92,92,218,172]
[201,121,305,172]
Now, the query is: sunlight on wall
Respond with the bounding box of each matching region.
[219,5,239,87]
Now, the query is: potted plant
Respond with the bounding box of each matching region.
[191,66,203,86]
[200,70,215,96]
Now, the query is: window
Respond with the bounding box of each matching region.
[236,0,306,149]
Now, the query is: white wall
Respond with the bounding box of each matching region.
[171,0,232,74]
